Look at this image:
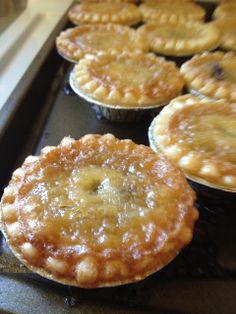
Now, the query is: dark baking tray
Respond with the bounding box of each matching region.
[1,2,236,314]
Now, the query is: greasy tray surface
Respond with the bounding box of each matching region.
[1,1,236,314]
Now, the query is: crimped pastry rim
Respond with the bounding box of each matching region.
[148,95,236,193]
[0,134,198,288]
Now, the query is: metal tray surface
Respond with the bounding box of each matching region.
[1,2,236,314]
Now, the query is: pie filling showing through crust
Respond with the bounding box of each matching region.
[139,1,205,23]
[181,51,236,102]
[138,21,220,56]
[149,95,236,192]
[56,24,148,63]
[0,134,198,288]
[68,3,141,26]
[71,52,184,108]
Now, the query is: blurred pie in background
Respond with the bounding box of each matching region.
[56,24,148,63]
[180,51,236,102]
[138,21,220,56]
[68,2,141,26]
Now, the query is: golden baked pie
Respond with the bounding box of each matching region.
[139,1,205,23]
[56,24,148,63]
[213,3,236,19]
[138,21,220,56]
[70,52,184,108]
[214,18,236,51]
[0,134,198,287]
[68,2,141,26]
[149,94,236,192]
[181,51,236,102]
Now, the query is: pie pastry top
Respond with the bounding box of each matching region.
[56,24,148,63]
[0,134,198,288]
[213,3,236,19]
[138,21,220,56]
[70,52,184,108]
[181,51,236,102]
[139,1,205,23]
[68,3,141,26]
[149,95,236,192]
[214,18,236,51]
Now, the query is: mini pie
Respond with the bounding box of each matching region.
[181,51,236,102]
[149,94,236,192]
[139,1,205,23]
[68,2,141,26]
[214,18,236,51]
[213,3,236,19]
[0,134,198,288]
[138,21,220,56]
[70,52,184,108]
[56,24,148,63]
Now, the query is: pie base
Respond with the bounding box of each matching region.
[69,71,164,122]
[0,134,197,288]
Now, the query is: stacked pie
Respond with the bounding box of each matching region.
[56,24,148,63]
[181,51,236,102]
[138,21,220,56]
[149,95,236,192]
[68,2,141,26]
[0,134,198,287]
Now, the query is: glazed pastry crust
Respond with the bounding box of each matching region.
[214,18,236,51]
[68,3,141,26]
[138,21,220,56]
[139,1,205,23]
[71,52,184,108]
[213,3,236,19]
[56,24,148,63]
[181,51,236,102]
[149,95,236,192]
[0,134,197,288]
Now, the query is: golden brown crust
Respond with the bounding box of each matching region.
[0,134,197,288]
[181,51,236,102]
[214,18,236,51]
[138,21,220,57]
[56,24,148,63]
[71,52,184,108]
[149,94,236,192]
[68,3,141,26]
[139,1,205,23]
[213,3,236,19]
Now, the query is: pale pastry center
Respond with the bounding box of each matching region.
[83,3,121,14]
[100,59,157,85]
[175,111,236,163]
[77,31,129,50]
[151,25,200,39]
